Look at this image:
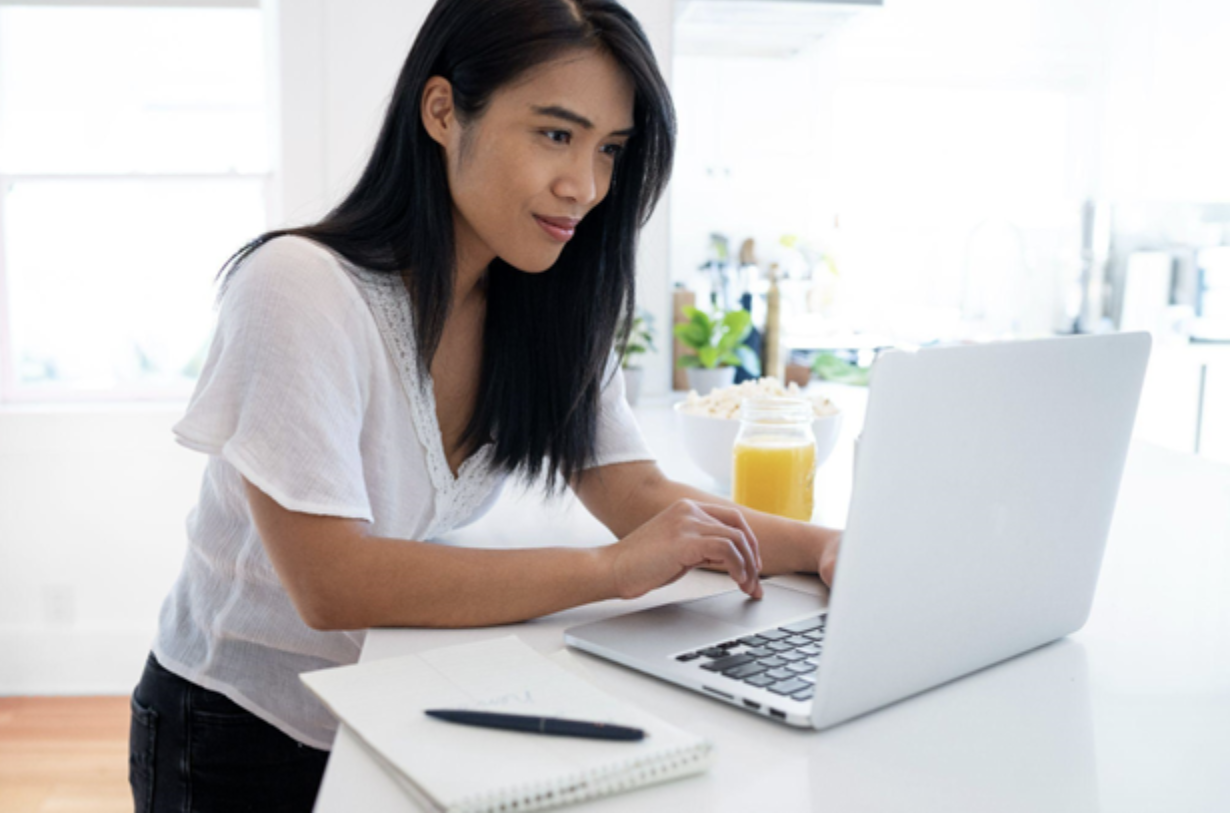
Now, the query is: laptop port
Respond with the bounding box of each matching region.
[743,699,761,710]
[702,686,733,700]
[768,708,786,720]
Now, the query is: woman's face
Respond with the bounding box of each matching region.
[421,49,636,277]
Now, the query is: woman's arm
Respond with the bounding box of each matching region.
[243,476,763,631]
[571,461,842,585]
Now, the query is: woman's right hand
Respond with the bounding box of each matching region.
[602,499,763,600]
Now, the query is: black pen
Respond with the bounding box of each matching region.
[424,709,645,741]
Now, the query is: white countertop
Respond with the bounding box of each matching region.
[314,387,1230,812]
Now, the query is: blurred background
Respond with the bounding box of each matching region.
[1,0,1227,695]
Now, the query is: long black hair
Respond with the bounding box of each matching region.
[213,0,675,496]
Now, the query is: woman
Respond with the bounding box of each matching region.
[129,0,842,810]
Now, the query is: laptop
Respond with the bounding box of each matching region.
[565,332,1152,730]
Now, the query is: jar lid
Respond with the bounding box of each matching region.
[739,397,813,424]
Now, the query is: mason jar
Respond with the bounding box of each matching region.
[732,397,817,521]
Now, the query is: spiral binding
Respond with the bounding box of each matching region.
[449,741,715,812]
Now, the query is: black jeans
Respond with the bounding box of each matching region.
[129,652,330,812]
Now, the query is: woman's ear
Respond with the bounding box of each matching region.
[420,76,456,149]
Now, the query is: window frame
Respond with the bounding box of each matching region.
[0,0,269,405]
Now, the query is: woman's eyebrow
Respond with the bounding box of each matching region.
[530,104,636,137]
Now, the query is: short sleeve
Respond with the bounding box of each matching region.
[584,351,656,470]
[171,238,376,521]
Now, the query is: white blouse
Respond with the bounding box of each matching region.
[154,236,655,750]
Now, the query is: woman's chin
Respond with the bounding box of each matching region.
[500,253,560,274]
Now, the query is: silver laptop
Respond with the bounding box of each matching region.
[565,332,1152,730]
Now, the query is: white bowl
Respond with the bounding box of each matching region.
[673,401,844,490]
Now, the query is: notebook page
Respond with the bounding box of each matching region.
[302,635,712,812]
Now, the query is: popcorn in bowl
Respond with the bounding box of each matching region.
[678,377,840,421]
[673,377,844,488]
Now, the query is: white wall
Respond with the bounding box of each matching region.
[669,0,1230,342]
[0,0,676,694]
[670,0,1105,343]
[1092,0,1230,202]
[0,405,201,693]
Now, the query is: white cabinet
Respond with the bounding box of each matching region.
[1198,356,1230,464]
[1133,343,1230,464]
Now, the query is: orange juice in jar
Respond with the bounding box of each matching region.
[732,397,816,521]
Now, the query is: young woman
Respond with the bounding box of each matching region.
[129,0,842,810]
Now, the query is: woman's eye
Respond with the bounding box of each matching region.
[542,130,624,159]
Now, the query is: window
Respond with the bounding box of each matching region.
[0,1,269,402]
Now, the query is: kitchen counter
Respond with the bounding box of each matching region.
[314,389,1230,812]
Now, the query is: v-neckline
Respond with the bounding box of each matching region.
[337,257,494,490]
[422,369,489,482]
[404,310,493,488]
[425,298,490,482]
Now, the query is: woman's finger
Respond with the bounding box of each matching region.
[698,528,759,596]
[694,518,761,588]
[686,534,744,578]
[694,503,762,571]
[697,536,761,598]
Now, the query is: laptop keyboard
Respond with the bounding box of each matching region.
[673,613,827,702]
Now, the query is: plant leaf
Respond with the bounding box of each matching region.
[673,322,709,349]
[721,309,751,337]
[678,354,701,369]
[698,346,720,369]
[681,304,710,332]
[715,313,751,353]
[811,352,870,385]
[715,313,751,354]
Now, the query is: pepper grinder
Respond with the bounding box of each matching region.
[763,263,784,381]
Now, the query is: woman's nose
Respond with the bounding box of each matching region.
[555,154,602,208]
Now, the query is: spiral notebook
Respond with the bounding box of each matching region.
[301,635,714,812]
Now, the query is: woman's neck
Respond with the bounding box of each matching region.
[453,265,488,312]
[452,205,494,310]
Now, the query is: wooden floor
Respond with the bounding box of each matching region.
[0,696,132,813]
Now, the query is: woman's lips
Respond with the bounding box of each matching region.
[534,215,576,242]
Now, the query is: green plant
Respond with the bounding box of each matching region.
[619,308,657,369]
[673,305,762,375]
[810,351,870,386]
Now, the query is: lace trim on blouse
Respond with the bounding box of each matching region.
[340,262,503,541]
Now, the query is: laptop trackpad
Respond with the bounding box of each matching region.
[681,586,826,629]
